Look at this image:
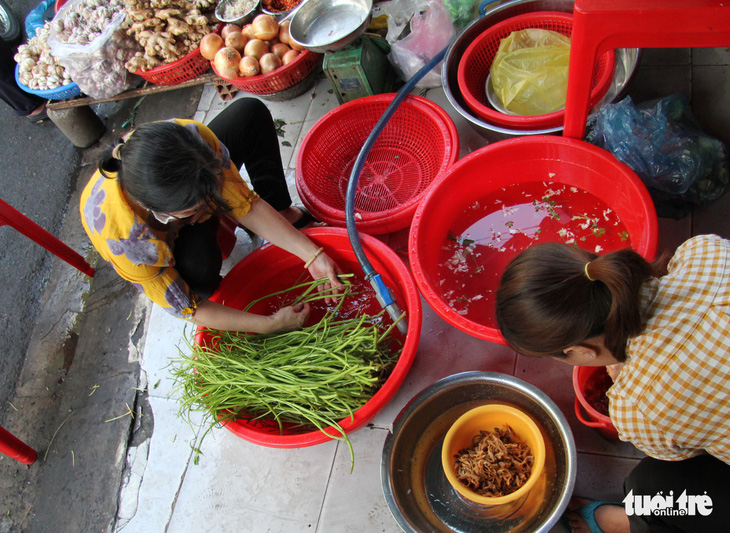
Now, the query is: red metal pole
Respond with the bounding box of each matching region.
[0,426,37,465]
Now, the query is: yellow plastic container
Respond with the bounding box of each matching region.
[441,404,546,506]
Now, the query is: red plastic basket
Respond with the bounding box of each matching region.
[457,11,615,130]
[212,50,322,96]
[135,25,222,86]
[295,94,460,235]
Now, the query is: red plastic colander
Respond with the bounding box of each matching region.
[457,11,615,130]
[295,94,460,235]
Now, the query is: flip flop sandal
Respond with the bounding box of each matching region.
[25,106,48,124]
[292,206,320,229]
[560,500,624,533]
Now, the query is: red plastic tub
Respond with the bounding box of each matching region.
[296,94,460,235]
[573,366,620,441]
[457,11,615,130]
[408,136,658,344]
[194,227,422,448]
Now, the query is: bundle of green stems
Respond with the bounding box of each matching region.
[172,275,404,466]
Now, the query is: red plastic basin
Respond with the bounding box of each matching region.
[195,227,422,448]
[408,136,658,344]
[573,366,620,441]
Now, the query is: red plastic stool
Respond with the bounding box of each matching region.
[0,199,95,278]
[0,426,37,465]
[216,215,239,260]
[564,0,730,140]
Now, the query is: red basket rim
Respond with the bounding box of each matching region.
[135,23,223,80]
[211,48,317,88]
[457,11,615,128]
[295,94,460,234]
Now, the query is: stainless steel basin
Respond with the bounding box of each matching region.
[381,371,577,532]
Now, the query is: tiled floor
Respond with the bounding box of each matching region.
[115,45,730,533]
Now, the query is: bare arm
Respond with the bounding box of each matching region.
[238,199,345,298]
[192,299,310,333]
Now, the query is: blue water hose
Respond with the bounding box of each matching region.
[345,44,450,335]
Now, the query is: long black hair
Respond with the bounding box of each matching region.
[98,121,231,214]
[496,243,659,361]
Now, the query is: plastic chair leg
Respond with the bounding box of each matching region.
[564,0,730,140]
[0,199,94,277]
[0,426,37,465]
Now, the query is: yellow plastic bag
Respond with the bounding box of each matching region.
[489,28,571,116]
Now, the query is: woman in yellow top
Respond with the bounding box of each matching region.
[496,235,730,533]
[80,98,343,334]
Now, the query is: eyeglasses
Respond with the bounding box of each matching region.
[152,203,206,225]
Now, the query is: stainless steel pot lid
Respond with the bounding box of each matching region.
[381,371,577,532]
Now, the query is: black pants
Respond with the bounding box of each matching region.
[174,98,292,298]
[0,40,44,116]
[625,455,730,533]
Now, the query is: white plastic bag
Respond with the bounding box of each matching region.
[375,0,455,88]
[48,0,140,99]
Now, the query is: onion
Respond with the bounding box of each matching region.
[282,49,299,65]
[214,46,241,76]
[221,24,242,41]
[252,14,279,40]
[200,33,224,61]
[243,39,269,61]
[259,52,282,74]
[239,55,260,77]
[271,42,290,59]
[225,31,248,52]
[241,24,256,40]
[278,21,291,45]
[289,36,306,52]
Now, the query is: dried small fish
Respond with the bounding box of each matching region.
[453,424,534,497]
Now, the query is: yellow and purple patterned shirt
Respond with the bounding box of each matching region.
[79,119,257,319]
[608,234,730,464]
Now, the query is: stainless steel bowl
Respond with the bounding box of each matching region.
[215,0,260,25]
[289,0,372,54]
[442,0,641,142]
[381,371,577,533]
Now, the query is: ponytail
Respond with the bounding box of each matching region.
[496,243,658,361]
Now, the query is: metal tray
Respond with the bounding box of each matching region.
[381,372,576,532]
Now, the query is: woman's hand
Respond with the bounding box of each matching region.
[307,252,345,304]
[267,302,311,333]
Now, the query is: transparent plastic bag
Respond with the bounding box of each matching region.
[442,0,479,27]
[375,0,455,88]
[48,0,140,99]
[586,95,729,218]
[489,28,571,116]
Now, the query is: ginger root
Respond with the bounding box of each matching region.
[123,0,212,71]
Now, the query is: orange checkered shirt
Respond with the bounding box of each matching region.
[608,234,730,464]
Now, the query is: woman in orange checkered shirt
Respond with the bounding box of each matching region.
[496,234,730,533]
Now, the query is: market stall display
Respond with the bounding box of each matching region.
[14,19,81,99]
[47,0,141,99]
[207,14,321,99]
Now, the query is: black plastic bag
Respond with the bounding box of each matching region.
[586,94,729,219]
